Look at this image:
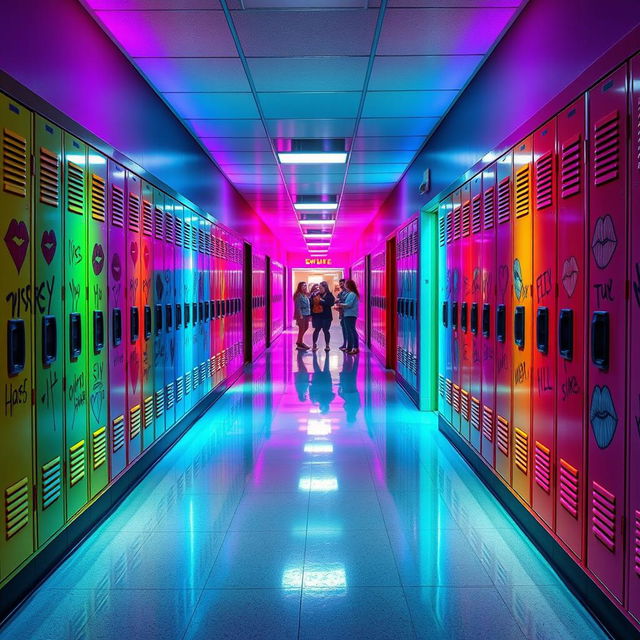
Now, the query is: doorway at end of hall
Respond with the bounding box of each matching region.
[290,268,345,328]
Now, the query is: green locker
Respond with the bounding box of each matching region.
[63,133,89,520]
[0,94,35,580]
[33,115,65,546]
[87,148,109,498]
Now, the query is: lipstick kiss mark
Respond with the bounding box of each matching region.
[562,256,579,298]
[143,244,150,268]
[4,219,29,273]
[130,241,138,266]
[590,385,618,449]
[591,214,617,269]
[129,350,139,393]
[111,253,122,282]
[41,230,57,265]
[498,265,509,299]
[92,243,105,275]
[513,259,523,300]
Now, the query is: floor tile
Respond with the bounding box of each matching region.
[307,491,386,531]
[228,491,309,531]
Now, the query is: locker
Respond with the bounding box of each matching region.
[469,173,483,452]
[107,161,127,478]
[152,188,166,436]
[252,252,267,357]
[480,164,497,466]
[494,150,513,484]
[587,64,628,603]
[450,190,462,433]
[162,200,176,429]
[531,119,557,529]
[173,203,185,420]
[439,196,453,425]
[270,259,285,343]
[0,94,35,577]
[63,133,89,519]
[201,217,211,395]
[555,95,587,559]
[351,256,366,348]
[87,147,109,498]
[459,180,472,443]
[33,115,65,546]
[125,171,142,463]
[370,245,386,367]
[196,215,207,399]
[210,224,218,389]
[183,212,194,411]
[140,181,155,449]
[511,135,533,504]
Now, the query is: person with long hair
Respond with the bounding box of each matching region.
[293,282,311,350]
[336,278,348,350]
[337,279,360,355]
[310,281,335,351]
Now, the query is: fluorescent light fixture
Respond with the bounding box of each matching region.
[299,219,336,225]
[307,243,330,247]
[306,419,332,436]
[294,202,339,210]
[304,442,334,454]
[279,139,347,165]
[298,476,339,492]
[304,233,332,238]
[279,152,347,164]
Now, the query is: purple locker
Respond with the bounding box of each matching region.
[152,189,165,436]
[450,189,462,433]
[173,204,185,420]
[163,203,176,428]
[441,196,453,426]
[459,181,472,442]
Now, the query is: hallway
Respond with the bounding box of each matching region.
[0,331,605,640]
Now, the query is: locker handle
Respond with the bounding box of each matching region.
[221,300,226,318]
[93,310,104,354]
[144,305,152,340]
[199,302,204,323]
[130,306,139,343]
[496,304,506,343]
[165,304,172,331]
[112,308,122,346]
[175,303,182,328]
[69,312,82,359]
[442,301,448,328]
[7,318,26,376]
[210,300,215,319]
[514,306,525,348]
[192,302,198,324]
[204,301,209,322]
[184,303,190,326]
[226,299,231,316]
[482,304,491,338]
[155,304,163,335]
[559,308,573,361]
[42,315,57,366]
[536,307,549,354]
[397,298,401,315]
[470,302,478,336]
[591,311,609,370]
[452,302,458,330]
[461,302,468,333]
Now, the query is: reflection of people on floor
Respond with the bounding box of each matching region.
[294,351,310,401]
[339,353,361,423]
[310,352,335,413]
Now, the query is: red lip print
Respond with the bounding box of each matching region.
[130,241,138,266]
[4,219,30,273]
[92,243,105,275]
[592,214,617,269]
[41,230,57,265]
[498,265,510,299]
[111,253,122,282]
[562,256,579,298]
[143,244,150,268]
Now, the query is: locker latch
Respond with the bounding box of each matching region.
[42,315,57,366]
[93,310,104,353]
[69,313,82,360]
[591,311,609,370]
[7,318,26,375]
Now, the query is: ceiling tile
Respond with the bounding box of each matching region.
[266,119,356,138]
[87,0,223,8]
[351,136,426,151]
[370,0,521,6]
[348,163,407,173]
[349,150,415,163]
[281,165,346,176]
[241,0,364,7]
[211,151,276,165]
[259,92,361,119]
[202,137,273,152]
[165,93,259,119]
[188,119,266,137]
[362,90,458,118]
[357,117,438,137]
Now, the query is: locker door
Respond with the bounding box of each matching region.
[0,95,34,578]
[444,197,454,424]
[395,231,405,386]
[152,189,165,436]
[409,222,418,392]
[33,115,65,546]
[450,191,462,433]
[163,204,175,429]
[459,182,472,442]
[439,197,452,425]
[125,172,142,463]
[531,119,557,529]
[183,215,193,410]
[587,64,628,603]
[555,96,587,560]
[201,218,211,395]
[173,205,185,419]
[107,161,126,478]
[481,165,497,466]
[495,150,513,484]
[140,182,154,449]
[469,174,483,452]
[87,148,109,498]
[63,133,89,519]
[210,225,217,388]
[196,216,206,399]
[512,136,533,504]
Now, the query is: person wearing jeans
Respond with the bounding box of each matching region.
[338,278,360,355]
[310,281,335,351]
[336,279,348,350]
[293,282,311,350]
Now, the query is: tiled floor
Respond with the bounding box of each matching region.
[0,331,607,639]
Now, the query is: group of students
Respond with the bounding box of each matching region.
[293,278,361,355]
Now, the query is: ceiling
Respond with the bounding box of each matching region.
[81,0,525,256]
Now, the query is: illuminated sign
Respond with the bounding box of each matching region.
[306,258,332,265]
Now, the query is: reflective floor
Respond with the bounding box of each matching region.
[1,330,606,639]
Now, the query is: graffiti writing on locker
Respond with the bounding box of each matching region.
[537,366,553,396]
[496,349,508,373]
[473,343,481,365]
[35,277,55,315]
[90,362,105,423]
[593,279,614,307]
[68,372,86,427]
[68,278,81,311]
[6,284,31,317]
[514,361,528,385]
[68,238,82,266]
[40,369,60,430]
[536,269,552,301]
[5,378,28,417]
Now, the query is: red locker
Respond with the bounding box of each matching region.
[152,189,166,436]
[480,165,497,466]
[173,204,185,420]
[459,181,472,443]
[531,119,557,529]
[587,64,628,603]
[163,202,176,428]
[450,189,462,433]
[440,196,453,426]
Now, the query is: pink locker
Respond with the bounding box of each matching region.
[480,165,497,466]
[140,182,154,450]
[555,96,587,560]
[450,189,462,433]
[587,64,628,604]
[531,119,557,529]
[442,195,454,426]
[163,204,175,431]
[495,150,513,485]
[469,173,483,452]
[459,181,472,442]
[152,189,165,436]
[173,204,185,421]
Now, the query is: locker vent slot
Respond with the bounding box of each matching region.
[112,415,125,453]
[3,128,27,197]
[496,416,509,456]
[92,427,107,470]
[111,184,124,227]
[461,200,471,237]
[560,136,581,198]
[41,457,62,510]
[634,511,640,575]
[69,440,86,487]
[193,366,199,389]
[166,382,175,409]
[67,161,85,214]
[200,362,206,383]
[452,384,461,414]
[154,208,164,240]
[164,213,174,243]
[176,376,184,402]
[497,177,510,224]
[174,217,182,246]
[185,370,192,395]
[142,200,152,236]
[461,389,470,421]
[534,152,553,210]
[209,357,214,378]
[514,164,531,218]
[482,406,494,442]
[128,193,140,232]
[143,395,154,430]
[471,195,482,234]
[446,212,453,244]
[483,186,495,229]
[5,477,29,539]
[155,389,164,418]
[453,207,461,241]
[39,147,60,206]
[129,405,141,440]
[90,174,106,222]
[199,228,205,253]
[191,224,198,251]
[533,441,551,493]
[591,481,616,551]
[559,459,579,518]
[593,110,619,186]
[438,216,445,247]
[514,428,528,474]
[438,374,445,398]
[471,397,480,430]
